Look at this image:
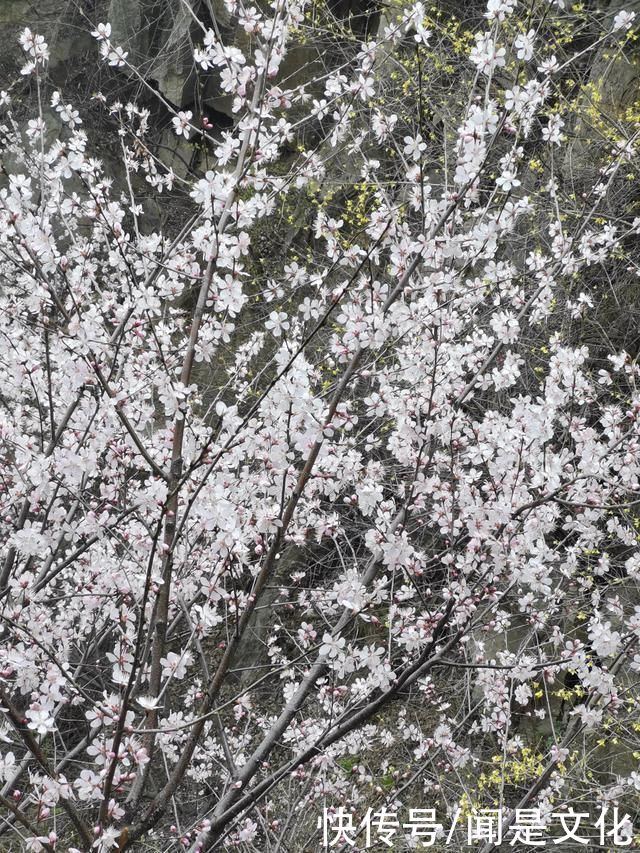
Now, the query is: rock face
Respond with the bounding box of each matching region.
[561,0,640,182]
[0,0,29,24]
[0,0,93,74]
[0,0,232,111]
[107,0,238,107]
[0,0,237,175]
[108,0,197,106]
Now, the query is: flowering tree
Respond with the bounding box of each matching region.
[1,0,640,850]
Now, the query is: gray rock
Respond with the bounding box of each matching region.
[108,0,194,105]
